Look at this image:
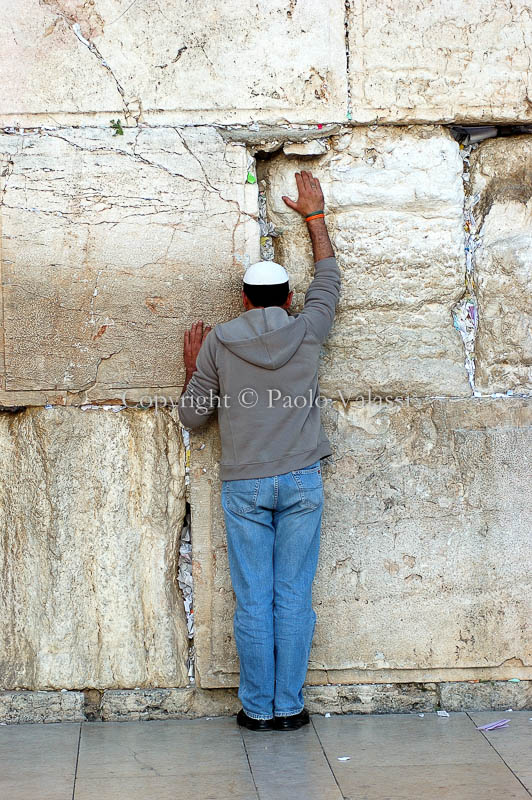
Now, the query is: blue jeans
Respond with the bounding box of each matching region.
[221,459,324,720]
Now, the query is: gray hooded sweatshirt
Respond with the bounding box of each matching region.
[178,255,341,480]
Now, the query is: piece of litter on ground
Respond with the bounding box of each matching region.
[325,712,331,718]
[476,719,511,731]
[508,678,520,682]
[337,756,350,761]
[505,708,513,712]
[246,172,257,184]
[437,710,449,717]
[418,713,425,717]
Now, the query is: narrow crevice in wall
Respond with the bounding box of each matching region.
[177,505,194,642]
[178,426,195,684]
[449,122,531,398]
[254,148,283,262]
[344,0,352,121]
[452,139,480,394]
[450,123,532,146]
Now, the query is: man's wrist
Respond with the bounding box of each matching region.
[304,209,325,222]
[181,369,195,397]
[306,216,327,227]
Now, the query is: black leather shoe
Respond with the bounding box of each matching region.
[237,709,274,731]
[273,708,310,730]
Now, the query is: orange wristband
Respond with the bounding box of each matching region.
[305,213,325,222]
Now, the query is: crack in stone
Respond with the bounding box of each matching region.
[89,268,103,326]
[178,130,258,215]
[70,22,136,122]
[70,348,124,395]
[106,0,141,26]
[34,130,258,239]
[39,3,134,121]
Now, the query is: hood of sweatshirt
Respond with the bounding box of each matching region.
[214,306,307,369]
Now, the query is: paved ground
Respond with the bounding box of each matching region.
[1,710,530,799]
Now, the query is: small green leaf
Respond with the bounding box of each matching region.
[110,118,124,136]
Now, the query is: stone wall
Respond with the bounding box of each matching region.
[0,0,530,721]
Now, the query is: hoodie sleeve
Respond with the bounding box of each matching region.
[299,256,341,344]
[178,330,220,430]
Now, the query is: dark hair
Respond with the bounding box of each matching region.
[242,281,290,308]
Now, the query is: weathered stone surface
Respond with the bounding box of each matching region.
[0,407,189,689]
[189,398,532,688]
[2,1,531,127]
[283,140,329,158]
[304,683,439,715]
[439,680,532,712]
[101,687,239,721]
[3,680,529,723]
[262,127,470,398]
[348,0,532,124]
[467,137,532,394]
[0,0,348,126]
[0,127,258,404]
[0,690,85,723]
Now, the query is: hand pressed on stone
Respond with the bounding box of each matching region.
[282,170,325,218]
[184,321,211,376]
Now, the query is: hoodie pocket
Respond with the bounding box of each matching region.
[222,478,261,514]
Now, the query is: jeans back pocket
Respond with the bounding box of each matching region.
[221,478,261,514]
[291,461,323,509]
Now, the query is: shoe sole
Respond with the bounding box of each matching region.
[273,718,310,731]
[238,722,274,731]
[236,714,274,732]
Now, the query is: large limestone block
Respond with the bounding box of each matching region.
[467,137,532,394]
[189,398,532,688]
[262,126,470,398]
[314,398,531,679]
[348,0,532,123]
[0,0,347,126]
[0,406,189,690]
[0,127,259,405]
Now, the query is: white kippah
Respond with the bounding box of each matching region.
[243,261,289,286]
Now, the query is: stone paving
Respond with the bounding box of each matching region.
[1,710,530,799]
